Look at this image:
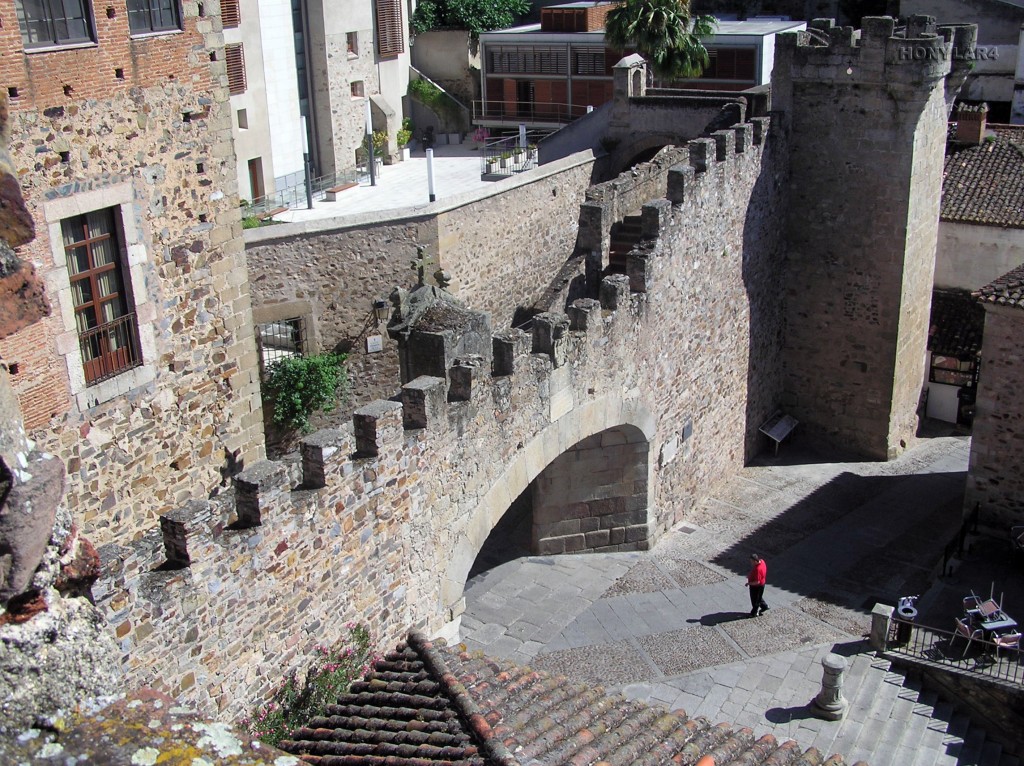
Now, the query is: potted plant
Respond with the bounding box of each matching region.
[397,118,413,160]
[498,151,512,169]
[527,143,539,165]
[484,155,499,174]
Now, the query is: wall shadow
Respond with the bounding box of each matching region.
[709,469,968,613]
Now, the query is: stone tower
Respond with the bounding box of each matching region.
[774,17,976,459]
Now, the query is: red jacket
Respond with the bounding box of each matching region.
[747,558,766,586]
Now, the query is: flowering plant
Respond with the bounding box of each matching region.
[244,624,375,747]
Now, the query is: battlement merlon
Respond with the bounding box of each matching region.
[775,16,978,90]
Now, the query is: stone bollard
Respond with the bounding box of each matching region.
[812,652,848,721]
[870,602,894,651]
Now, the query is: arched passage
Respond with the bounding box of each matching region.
[437,395,656,638]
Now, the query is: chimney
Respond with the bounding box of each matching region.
[956,103,988,145]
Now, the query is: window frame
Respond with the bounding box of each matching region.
[126,0,183,37]
[15,0,96,50]
[43,184,158,411]
[61,208,143,386]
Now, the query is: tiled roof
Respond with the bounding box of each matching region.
[941,125,1024,228]
[280,632,864,766]
[974,262,1024,311]
[928,289,985,358]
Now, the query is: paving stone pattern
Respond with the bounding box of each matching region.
[461,432,1022,765]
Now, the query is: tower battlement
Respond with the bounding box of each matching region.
[776,16,978,88]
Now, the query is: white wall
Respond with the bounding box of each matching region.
[259,0,304,187]
[227,0,275,201]
[935,221,1024,291]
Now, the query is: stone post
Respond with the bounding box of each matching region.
[234,460,290,527]
[812,653,848,720]
[870,602,894,651]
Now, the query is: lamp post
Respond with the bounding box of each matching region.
[365,96,376,187]
[426,148,435,202]
[301,116,313,210]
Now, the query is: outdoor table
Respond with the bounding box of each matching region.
[979,615,1017,636]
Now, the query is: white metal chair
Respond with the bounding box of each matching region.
[953,617,985,658]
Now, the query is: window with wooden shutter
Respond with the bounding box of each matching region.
[221,0,240,28]
[225,43,246,95]
[375,0,403,58]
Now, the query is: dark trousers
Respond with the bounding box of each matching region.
[749,585,768,614]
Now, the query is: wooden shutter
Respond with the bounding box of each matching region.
[222,0,240,28]
[225,43,246,95]
[375,0,404,58]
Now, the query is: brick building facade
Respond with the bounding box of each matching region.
[0,0,265,546]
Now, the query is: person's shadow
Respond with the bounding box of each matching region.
[688,611,750,627]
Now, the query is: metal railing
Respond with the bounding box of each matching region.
[473,100,590,126]
[80,312,142,385]
[247,166,371,217]
[480,132,545,178]
[888,615,1023,686]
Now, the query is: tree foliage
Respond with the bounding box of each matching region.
[605,0,716,80]
[411,0,530,37]
[263,352,348,433]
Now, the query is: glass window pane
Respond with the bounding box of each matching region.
[91,237,115,268]
[70,278,93,307]
[62,217,85,247]
[96,270,121,299]
[66,245,89,275]
[76,305,97,332]
[86,209,112,238]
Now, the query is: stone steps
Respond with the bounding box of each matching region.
[608,214,643,273]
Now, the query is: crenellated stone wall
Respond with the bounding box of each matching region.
[244,154,597,413]
[97,114,789,721]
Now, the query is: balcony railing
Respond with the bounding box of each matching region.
[887,615,1023,686]
[479,133,544,179]
[473,100,590,126]
[80,312,142,385]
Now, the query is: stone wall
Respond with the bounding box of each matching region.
[0,2,266,547]
[97,116,788,721]
[965,306,1024,528]
[774,17,973,459]
[245,154,596,412]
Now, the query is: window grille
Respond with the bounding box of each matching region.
[375,0,403,58]
[257,317,306,371]
[15,0,94,47]
[127,0,183,34]
[221,0,240,28]
[573,47,605,76]
[487,46,567,75]
[225,43,246,95]
[61,209,142,385]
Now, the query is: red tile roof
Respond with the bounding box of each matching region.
[279,632,865,766]
[942,125,1024,228]
[974,262,1024,311]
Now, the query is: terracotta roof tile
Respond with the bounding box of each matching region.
[942,125,1024,228]
[281,633,867,766]
[928,289,985,357]
[974,262,1024,311]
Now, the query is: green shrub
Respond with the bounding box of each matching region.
[263,352,348,433]
[244,624,375,747]
[242,215,262,229]
[408,79,465,131]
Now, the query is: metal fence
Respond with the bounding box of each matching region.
[888,615,1023,686]
[247,166,371,217]
[479,133,544,179]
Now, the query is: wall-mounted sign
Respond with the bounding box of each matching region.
[366,334,384,353]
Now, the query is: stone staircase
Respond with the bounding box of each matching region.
[608,213,643,273]
[807,657,1019,766]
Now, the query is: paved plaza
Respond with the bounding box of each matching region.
[459,428,1023,764]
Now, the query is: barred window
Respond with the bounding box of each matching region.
[257,318,307,371]
[62,209,142,385]
[375,0,403,58]
[127,0,182,35]
[221,0,240,28]
[15,0,94,48]
[225,42,246,95]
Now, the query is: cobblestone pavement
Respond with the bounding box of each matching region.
[458,428,1020,763]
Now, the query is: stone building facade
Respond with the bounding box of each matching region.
[0,0,265,547]
[966,264,1024,528]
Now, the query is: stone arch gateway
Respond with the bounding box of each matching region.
[438,395,656,640]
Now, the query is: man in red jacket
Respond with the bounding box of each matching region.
[746,554,769,617]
